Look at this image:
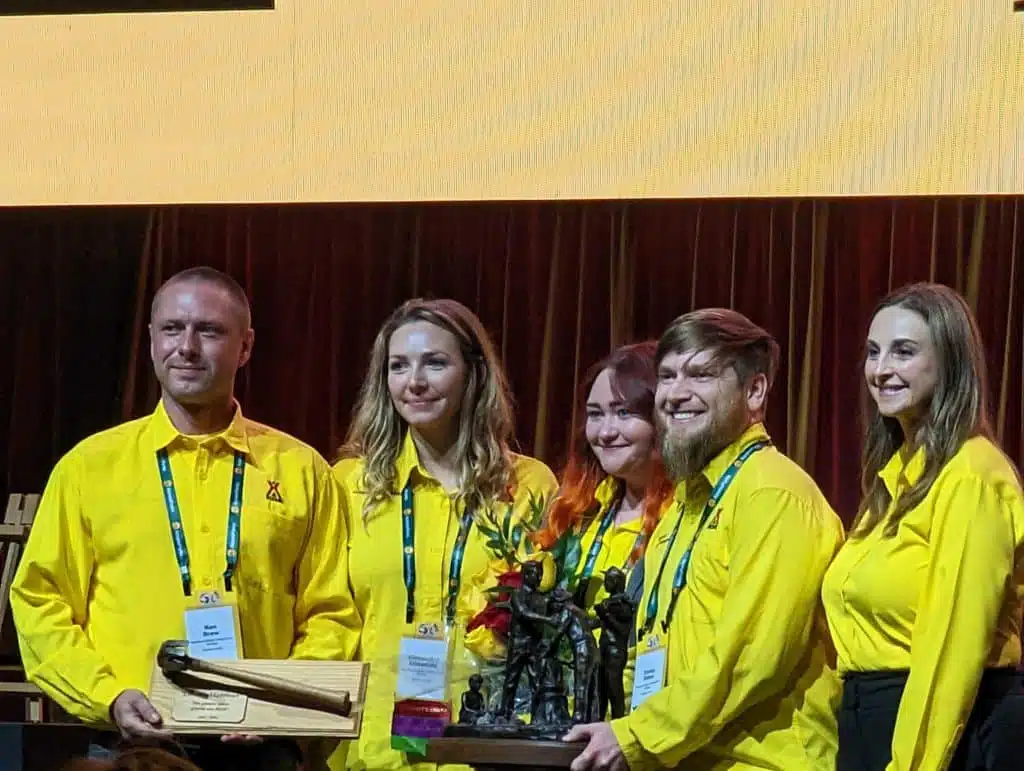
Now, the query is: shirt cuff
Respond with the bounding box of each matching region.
[92,678,128,725]
[611,716,653,771]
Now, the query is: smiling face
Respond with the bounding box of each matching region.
[584,368,656,485]
[865,305,939,433]
[655,347,765,481]
[149,279,253,408]
[386,320,468,439]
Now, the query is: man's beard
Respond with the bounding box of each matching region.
[658,396,748,483]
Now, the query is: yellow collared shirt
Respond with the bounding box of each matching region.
[573,476,646,610]
[330,432,557,771]
[10,400,361,724]
[611,423,844,771]
[822,436,1024,771]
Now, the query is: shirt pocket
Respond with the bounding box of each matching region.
[236,503,308,595]
[685,525,730,617]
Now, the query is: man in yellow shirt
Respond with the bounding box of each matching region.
[10,267,360,770]
[566,308,843,770]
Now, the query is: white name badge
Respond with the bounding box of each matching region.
[396,624,450,701]
[185,603,241,660]
[631,634,667,711]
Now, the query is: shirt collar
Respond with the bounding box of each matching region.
[879,444,926,496]
[594,475,623,511]
[672,422,771,505]
[147,398,251,457]
[593,476,644,533]
[395,429,426,490]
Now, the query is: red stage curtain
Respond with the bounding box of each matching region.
[118,198,1024,524]
[1,199,1021,528]
[0,207,148,505]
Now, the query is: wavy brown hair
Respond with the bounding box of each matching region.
[533,342,672,561]
[337,298,516,521]
[851,283,994,537]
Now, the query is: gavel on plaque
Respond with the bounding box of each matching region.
[157,640,352,717]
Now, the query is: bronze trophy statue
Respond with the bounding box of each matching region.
[449,559,629,741]
[592,567,634,720]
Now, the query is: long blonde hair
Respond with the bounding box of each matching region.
[852,283,993,537]
[338,298,516,521]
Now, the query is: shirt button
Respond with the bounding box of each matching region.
[200,524,210,534]
[202,577,213,588]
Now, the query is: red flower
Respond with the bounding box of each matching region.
[466,569,522,638]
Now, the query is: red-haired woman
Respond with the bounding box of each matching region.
[534,341,673,718]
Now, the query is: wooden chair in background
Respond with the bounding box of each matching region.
[0,494,47,723]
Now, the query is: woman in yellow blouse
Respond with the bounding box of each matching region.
[330,298,557,771]
[533,341,672,719]
[822,282,1024,771]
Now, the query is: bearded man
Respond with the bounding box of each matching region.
[566,308,844,771]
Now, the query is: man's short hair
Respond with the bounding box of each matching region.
[657,308,780,389]
[151,266,252,328]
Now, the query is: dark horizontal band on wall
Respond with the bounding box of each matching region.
[2,0,272,15]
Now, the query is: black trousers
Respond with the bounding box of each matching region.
[838,668,1024,771]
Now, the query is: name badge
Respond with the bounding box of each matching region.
[185,592,242,660]
[631,633,667,710]
[396,622,450,702]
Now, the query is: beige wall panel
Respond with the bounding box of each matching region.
[0,0,1021,204]
[0,8,295,203]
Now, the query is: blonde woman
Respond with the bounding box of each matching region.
[330,298,557,771]
[823,283,1024,771]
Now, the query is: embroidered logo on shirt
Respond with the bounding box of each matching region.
[266,480,283,503]
[706,509,721,530]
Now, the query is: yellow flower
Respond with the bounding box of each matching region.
[464,626,507,662]
[535,551,557,592]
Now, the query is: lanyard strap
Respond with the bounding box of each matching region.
[575,495,622,585]
[401,482,475,626]
[576,493,648,584]
[157,448,246,597]
[638,439,769,639]
[624,528,648,571]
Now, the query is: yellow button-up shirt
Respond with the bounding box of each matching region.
[821,436,1024,771]
[10,400,361,724]
[573,476,646,611]
[571,476,652,713]
[330,432,557,771]
[611,423,843,771]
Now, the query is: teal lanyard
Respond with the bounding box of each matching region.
[638,439,769,639]
[576,493,647,585]
[156,448,245,597]
[576,496,621,584]
[401,482,474,626]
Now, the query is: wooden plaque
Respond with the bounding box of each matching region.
[424,737,584,770]
[148,659,368,738]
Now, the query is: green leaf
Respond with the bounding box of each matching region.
[549,533,566,563]
[526,491,549,528]
[510,523,524,552]
[563,534,583,578]
[501,504,513,543]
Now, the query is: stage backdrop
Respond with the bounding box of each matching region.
[0,0,1022,204]
[2,197,1022,526]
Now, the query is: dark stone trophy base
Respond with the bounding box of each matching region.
[444,718,573,742]
[425,736,585,770]
[427,719,584,770]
